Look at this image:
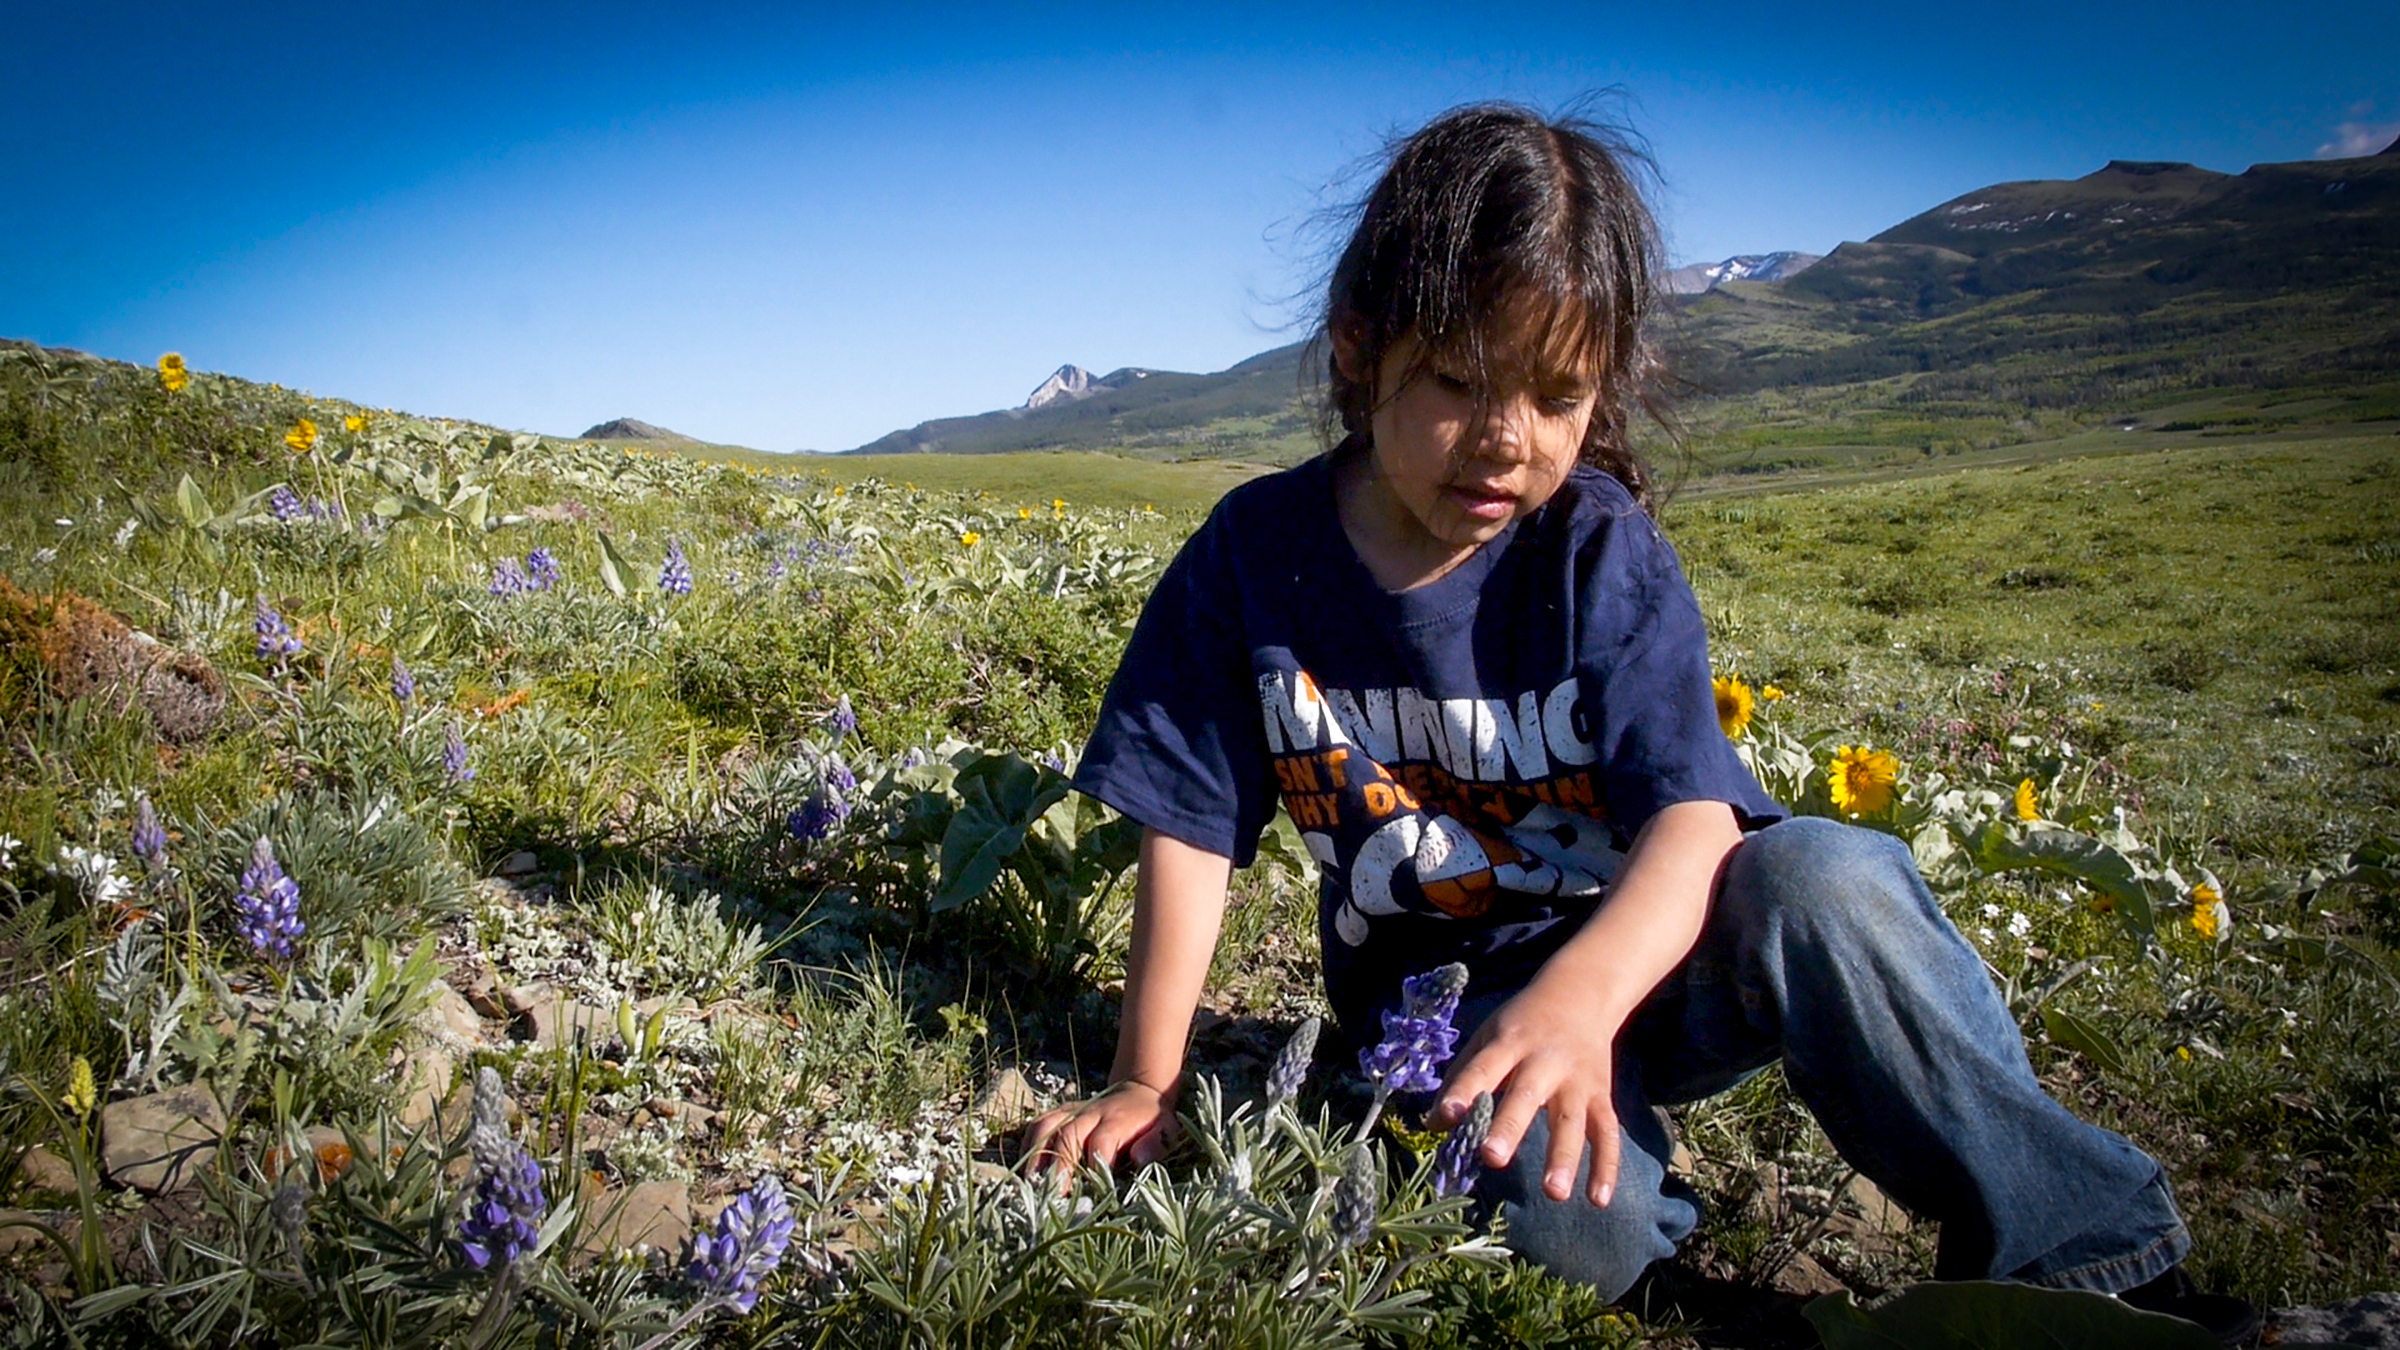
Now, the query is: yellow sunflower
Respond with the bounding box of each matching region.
[1827,745,1899,817]
[344,411,368,433]
[157,352,190,392]
[285,418,319,453]
[1762,685,1787,702]
[2190,882,2226,942]
[1713,674,1755,740]
[2014,778,2040,821]
[960,530,982,548]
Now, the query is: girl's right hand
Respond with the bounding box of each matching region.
[1019,1081,1178,1187]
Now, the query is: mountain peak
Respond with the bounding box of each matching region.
[581,418,687,441]
[2382,133,2400,157]
[1665,251,1822,295]
[1024,365,1100,411]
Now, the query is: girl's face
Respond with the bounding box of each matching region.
[1341,323,1599,581]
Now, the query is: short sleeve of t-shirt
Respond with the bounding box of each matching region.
[1071,506,1275,865]
[1578,505,1785,836]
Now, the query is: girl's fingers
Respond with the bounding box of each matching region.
[1589,1097,1621,1207]
[1480,1064,1553,1169]
[1433,1032,1516,1129]
[1543,1093,1588,1203]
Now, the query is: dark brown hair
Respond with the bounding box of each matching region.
[1317,100,1668,508]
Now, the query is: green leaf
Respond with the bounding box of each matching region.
[1806,1281,2222,1350]
[935,814,1025,913]
[596,531,629,598]
[173,474,212,529]
[2040,1006,2129,1076]
[1956,822,2155,938]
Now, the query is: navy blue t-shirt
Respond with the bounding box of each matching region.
[1073,447,1786,1040]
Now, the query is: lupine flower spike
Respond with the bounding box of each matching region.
[489,557,529,596]
[1266,1015,1321,1111]
[253,598,302,668]
[1432,1091,1494,1198]
[444,721,475,784]
[787,793,845,842]
[1332,1143,1378,1252]
[659,540,694,595]
[237,836,304,960]
[268,485,305,522]
[824,694,856,739]
[391,656,415,706]
[688,1172,797,1313]
[1360,963,1467,1096]
[458,1067,545,1270]
[131,797,167,872]
[525,547,560,590]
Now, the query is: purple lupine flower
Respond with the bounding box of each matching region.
[1332,1143,1378,1252]
[765,553,787,581]
[659,540,694,595]
[786,793,844,842]
[306,497,343,523]
[524,547,559,590]
[1266,1015,1320,1110]
[443,720,475,784]
[1359,963,1469,1096]
[458,1067,545,1270]
[131,798,168,872]
[488,557,529,596]
[267,485,305,522]
[1432,1091,1494,1198]
[391,656,415,705]
[823,760,857,796]
[687,1172,796,1313]
[1038,750,1067,774]
[823,695,856,738]
[253,598,302,666]
[236,836,304,960]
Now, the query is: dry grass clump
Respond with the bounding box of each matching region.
[0,578,224,740]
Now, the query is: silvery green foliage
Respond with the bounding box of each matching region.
[585,879,775,1003]
[96,921,194,1094]
[839,1072,1504,1348]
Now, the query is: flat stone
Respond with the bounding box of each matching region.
[417,982,486,1045]
[510,988,615,1048]
[459,966,507,1019]
[2270,1292,2400,1348]
[101,1084,226,1193]
[580,1179,691,1257]
[498,850,540,876]
[0,1208,78,1257]
[634,995,697,1020]
[1766,1251,1847,1298]
[17,1145,77,1195]
[974,1068,1041,1126]
[1842,1173,1911,1236]
[399,1046,456,1131]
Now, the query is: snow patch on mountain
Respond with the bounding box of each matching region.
[1665,251,1822,295]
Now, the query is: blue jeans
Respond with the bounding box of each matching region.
[1457,815,2189,1301]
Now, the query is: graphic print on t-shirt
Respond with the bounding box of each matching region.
[1259,668,1625,949]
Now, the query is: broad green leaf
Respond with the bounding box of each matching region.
[2040,1006,2129,1076]
[596,531,628,598]
[935,816,1025,913]
[1956,821,2155,937]
[173,474,212,529]
[1806,1281,2220,1350]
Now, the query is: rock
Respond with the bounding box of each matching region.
[400,1046,456,1131]
[1766,1251,1848,1298]
[581,1179,691,1256]
[417,982,486,1045]
[16,1146,76,1195]
[101,1084,225,1193]
[459,966,507,1019]
[2270,1292,2400,1348]
[974,1068,1041,1126]
[508,986,614,1048]
[498,850,540,877]
[634,994,697,1020]
[970,1160,1017,1189]
[0,1209,77,1257]
[1842,1173,1911,1236]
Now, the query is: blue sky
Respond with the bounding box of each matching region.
[5,2,2393,452]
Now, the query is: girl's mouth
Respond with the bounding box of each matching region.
[1446,483,1517,520]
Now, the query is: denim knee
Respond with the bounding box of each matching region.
[1474,1103,1697,1302]
[1715,816,1933,951]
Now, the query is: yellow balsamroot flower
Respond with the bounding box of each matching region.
[64,1055,97,1117]
[2175,1046,2193,1062]
[285,418,319,453]
[344,411,368,433]
[2014,778,2040,821]
[1713,675,1754,740]
[1019,507,1032,519]
[158,352,191,392]
[1052,498,1066,515]
[1827,745,1899,817]
[1762,685,1787,702]
[960,530,981,548]
[2190,881,2228,942]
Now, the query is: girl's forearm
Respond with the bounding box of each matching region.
[1535,799,1742,1025]
[1109,827,1232,1101]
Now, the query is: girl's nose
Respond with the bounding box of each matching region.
[1478,393,1538,462]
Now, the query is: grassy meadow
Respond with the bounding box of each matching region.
[0,338,2395,1346]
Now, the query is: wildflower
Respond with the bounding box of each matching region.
[443,721,475,784]
[659,540,694,595]
[131,798,168,872]
[113,518,139,550]
[254,598,303,667]
[1713,675,1754,740]
[343,411,368,433]
[459,1067,545,1270]
[266,485,305,522]
[2191,882,2228,942]
[1762,684,1786,702]
[1827,745,1899,817]
[1360,963,1468,1095]
[391,656,416,705]
[489,557,530,596]
[1432,1090,1494,1197]
[54,845,134,907]
[1052,498,1065,515]
[0,834,18,872]
[824,695,857,739]
[688,1172,797,1314]
[787,793,846,842]
[960,531,981,548]
[63,1056,97,1117]
[525,547,560,590]
[2175,1046,2193,1062]
[1019,506,1032,519]
[285,419,318,454]
[1266,1015,1321,1110]
[237,836,304,960]
[823,760,857,795]
[158,353,190,392]
[1331,1143,1378,1251]
[2006,910,2032,941]
[2014,778,2041,821]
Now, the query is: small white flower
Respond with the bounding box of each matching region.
[54,518,74,529]
[1980,902,2003,920]
[113,518,139,550]
[0,834,20,871]
[52,845,132,907]
[31,548,57,566]
[2006,911,2033,940]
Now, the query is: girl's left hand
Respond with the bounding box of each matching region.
[1427,976,1623,1207]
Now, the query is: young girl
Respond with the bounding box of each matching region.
[1024,103,2251,1342]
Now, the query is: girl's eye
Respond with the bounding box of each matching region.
[1540,393,1589,415]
